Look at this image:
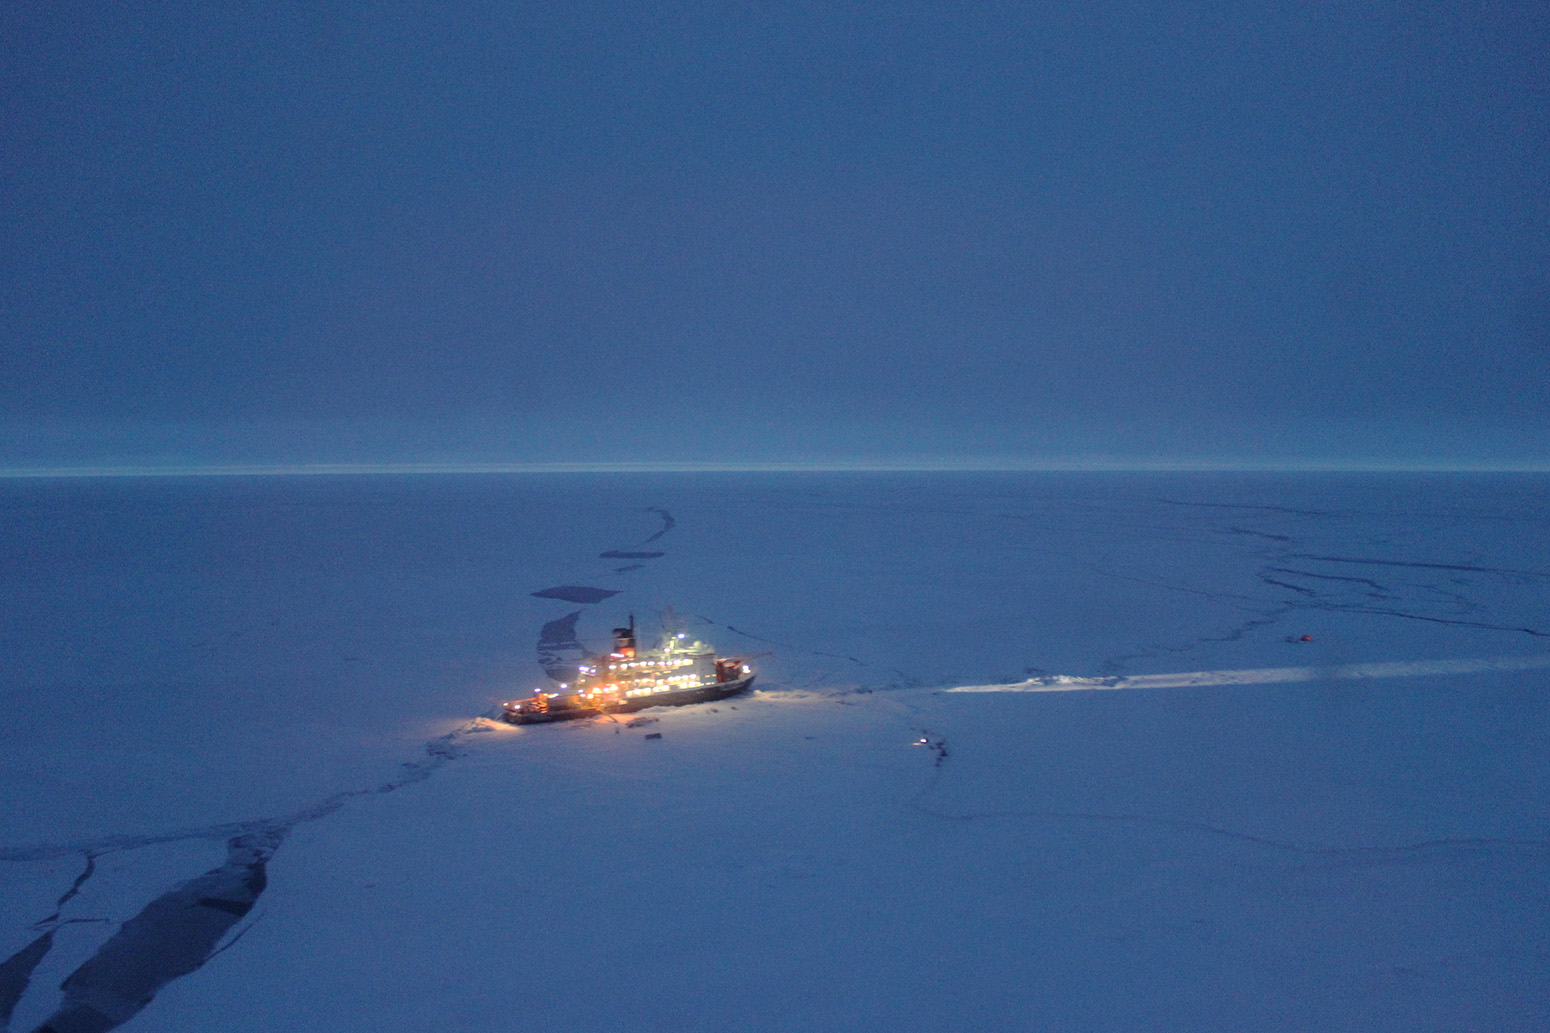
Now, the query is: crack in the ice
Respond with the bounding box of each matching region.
[1260,576,1319,597]
[14,497,1539,1028]
[28,856,99,930]
[1095,605,1295,677]
[0,500,683,1032]
[694,614,913,682]
[0,720,485,1033]
[29,831,278,1033]
[1222,525,1292,543]
[1090,530,1549,675]
[638,507,674,545]
[1288,554,1550,581]
[702,621,779,648]
[203,914,259,963]
[55,857,95,913]
[1249,556,1542,635]
[4,855,112,1026]
[1320,607,1550,638]
[1416,583,1483,615]
[1265,568,1389,598]
[3,727,479,866]
[1156,499,1340,518]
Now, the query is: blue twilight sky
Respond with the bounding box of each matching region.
[2,1,1547,469]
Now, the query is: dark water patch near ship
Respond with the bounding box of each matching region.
[30,832,278,1033]
[531,585,619,604]
[537,610,590,681]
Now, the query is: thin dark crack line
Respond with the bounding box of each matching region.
[1223,525,1292,542]
[1266,568,1388,593]
[7,505,662,1033]
[0,724,482,864]
[206,912,261,963]
[1289,554,1550,580]
[56,853,96,910]
[1093,602,1298,677]
[1319,607,1550,638]
[637,507,675,545]
[693,614,912,681]
[0,505,672,865]
[1156,499,1341,518]
[30,853,99,928]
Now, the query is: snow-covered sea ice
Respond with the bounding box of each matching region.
[2,472,1546,1031]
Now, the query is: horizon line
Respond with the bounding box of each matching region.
[4,459,1550,478]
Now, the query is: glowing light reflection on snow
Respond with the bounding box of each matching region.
[947,655,1550,693]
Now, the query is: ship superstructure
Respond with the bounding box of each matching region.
[502,616,755,724]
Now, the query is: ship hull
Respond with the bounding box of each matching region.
[502,675,755,725]
[609,674,755,714]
